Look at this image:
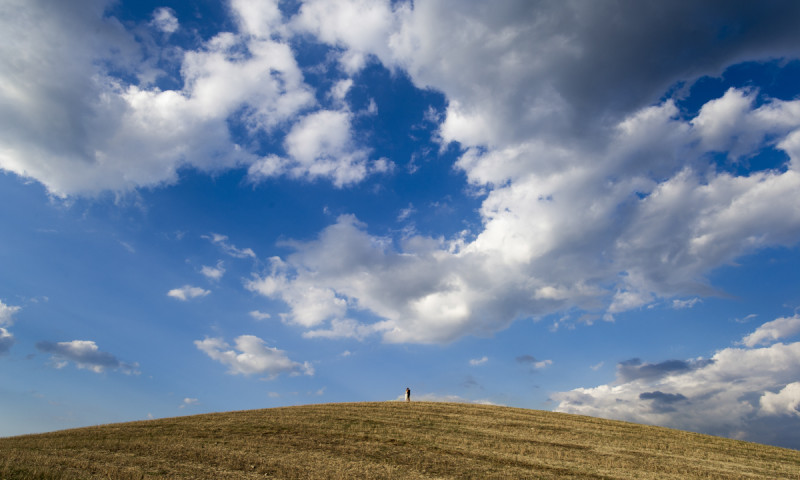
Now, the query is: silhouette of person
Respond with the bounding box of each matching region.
[405,387,411,402]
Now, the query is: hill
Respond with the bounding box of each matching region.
[1,401,799,479]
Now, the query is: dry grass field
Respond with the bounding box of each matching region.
[1,401,799,479]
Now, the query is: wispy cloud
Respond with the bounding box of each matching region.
[397,203,415,222]
[672,298,701,309]
[394,392,500,406]
[36,340,139,374]
[203,234,256,259]
[516,355,552,371]
[469,356,488,366]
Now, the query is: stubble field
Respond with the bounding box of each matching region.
[1,401,799,479]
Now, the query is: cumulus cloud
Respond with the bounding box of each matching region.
[249,88,800,343]
[0,300,21,354]
[6,1,800,347]
[167,285,211,301]
[553,316,800,449]
[36,340,139,374]
[195,335,313,378]
[740,314,800,347]
[0,0,406,196]
[247,109,384,187]
[230,0,800,345]
[760,382,800,417]
[292,1,800,146]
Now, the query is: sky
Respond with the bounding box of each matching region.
[2,0,800,450]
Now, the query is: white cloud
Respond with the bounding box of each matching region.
[249,310,272,321]
[0,300,21,354]
[328,79,353,105]
[292,0,397,74]
[229,0,283,38]
[203,234,256,259]
[0,0,321,196]
[672,298,701,310]
[242,1,800,343]
[302,318,377,340]
[741,314,800,348]
[469,356,488,366]
[553,316,800,449]
[150,7,179,34]
[195,335,313,378]
[0,299,21,327]
[167,285,211,301]
[246,256,348,328]
[735,313,759,324]
[760,382,800,417]
[0,328,14,355]
[36,340,139,374]
[397,204,415,222]
[250,90,800,344]
[516,355,552,370]
[6,1,800,349]
[248,109,384,187]
[201,261,225,281]
[179,397,199,409]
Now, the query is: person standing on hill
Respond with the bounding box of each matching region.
[405,387,411,402]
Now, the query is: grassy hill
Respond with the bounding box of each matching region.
[1,401,799,479]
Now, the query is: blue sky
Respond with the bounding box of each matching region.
[3,0,800,449]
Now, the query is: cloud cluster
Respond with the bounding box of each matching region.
[246,89,800,343]
[0,0,392,196]
[0,300,21,354]
[195,335,313,379]
[239,1,800,343]
[36,340,140,374]
[5,1,800,346]
[553,315,800,448]
[294,0,800,145]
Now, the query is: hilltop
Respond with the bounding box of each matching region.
[1,402,799,479]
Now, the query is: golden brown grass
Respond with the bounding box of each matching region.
[1,401,798,479]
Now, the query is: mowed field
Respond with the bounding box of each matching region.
[1,402,799,479]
